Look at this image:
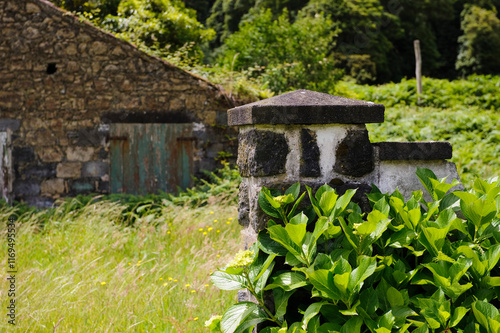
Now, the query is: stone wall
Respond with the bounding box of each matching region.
[0,0,236,206]
[229,90,462,247]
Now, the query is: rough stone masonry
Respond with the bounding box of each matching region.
[0,0,236,206]
[229,89,461,247]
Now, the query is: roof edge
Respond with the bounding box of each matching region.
[27,0,231,98]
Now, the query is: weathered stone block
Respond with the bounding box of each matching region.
[13,146,35,162]
[81,161,108,178]
[41,178,65,194]
[71,180,94,193]
[13,179,40,196]
[37,147,63,162]
[26,3,41,13]
[238,181,250,227]
[228,90,385,125]
[66,146,94,162]
[300,128,321,177]
[238,130,289,177]
[0,118,20,131]
[23,163,56,179]
[375,142,453,161]
[56,162,81,178]
[67,128,102,146]
[91,41,108,55]
[334,129,374,177]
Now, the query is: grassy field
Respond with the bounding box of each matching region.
[0,192,242,332]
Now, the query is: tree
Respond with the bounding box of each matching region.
[49,0,215,61]
[218,9,341,93]
[456,4,500,75]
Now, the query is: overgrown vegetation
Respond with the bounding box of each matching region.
[210,169,500,332]
[0,164,242,331]
[0,161,240,226]
[332,76,500,186]
[50,0,500,95]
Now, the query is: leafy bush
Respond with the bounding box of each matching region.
[210,169,500,332]
[217,9,342,94]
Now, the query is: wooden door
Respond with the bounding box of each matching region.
[109,123,194,195]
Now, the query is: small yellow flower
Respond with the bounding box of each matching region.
[191,290,196,293]
[203,232,207,235]
[205,284,209,287]
[168,277,173,281]
[216,255,220,258]
[163,283,167,286]
[199,228,204,232]
[174,279,178,282]
[210,211,214,214]
[159,278,163,280]
[185,284,191,288]
[194,317,199,321]
[128,263,131,265]
[208,227,213,231]
[229,218,233,220]
[217,230,220,233]
[167,231,171,234]
[226,221,230,224]
[214,219,218,223]
[101,282,106,285]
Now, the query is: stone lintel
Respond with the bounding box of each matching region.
[0,119,20,131]
[375,142,453,161]
[228,90,385,126]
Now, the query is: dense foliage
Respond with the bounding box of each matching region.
[50,0,215,59]
[211,169,500,332]
[218,9,341,93]
[51,0,500,85]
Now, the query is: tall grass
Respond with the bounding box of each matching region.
[0,194,242,332]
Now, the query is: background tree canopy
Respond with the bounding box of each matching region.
[51,0,500,92]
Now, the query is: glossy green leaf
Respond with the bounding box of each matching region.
[472,301,499,332]
[259,189,282,219]
[307,269,341,301]
[268,225,306,265]
[211,271,247,290]
[319,190,338,217]
[265,272,307,291]
[221,302,268,333]
[449,307,468,327]
[387,287,404,308]
[340,316,363,333]
[286,222,307,247]
[285,182,301,200]
[273,288,295,319]
[302,302,327,330]
[416,168,438,199]
[347,256,377,292]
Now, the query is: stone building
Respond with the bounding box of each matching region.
[0,0,236,206]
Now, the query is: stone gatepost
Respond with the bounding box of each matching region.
[228,89,461,248]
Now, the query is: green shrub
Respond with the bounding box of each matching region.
[210,169,500,332]
[217,8,342,94]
